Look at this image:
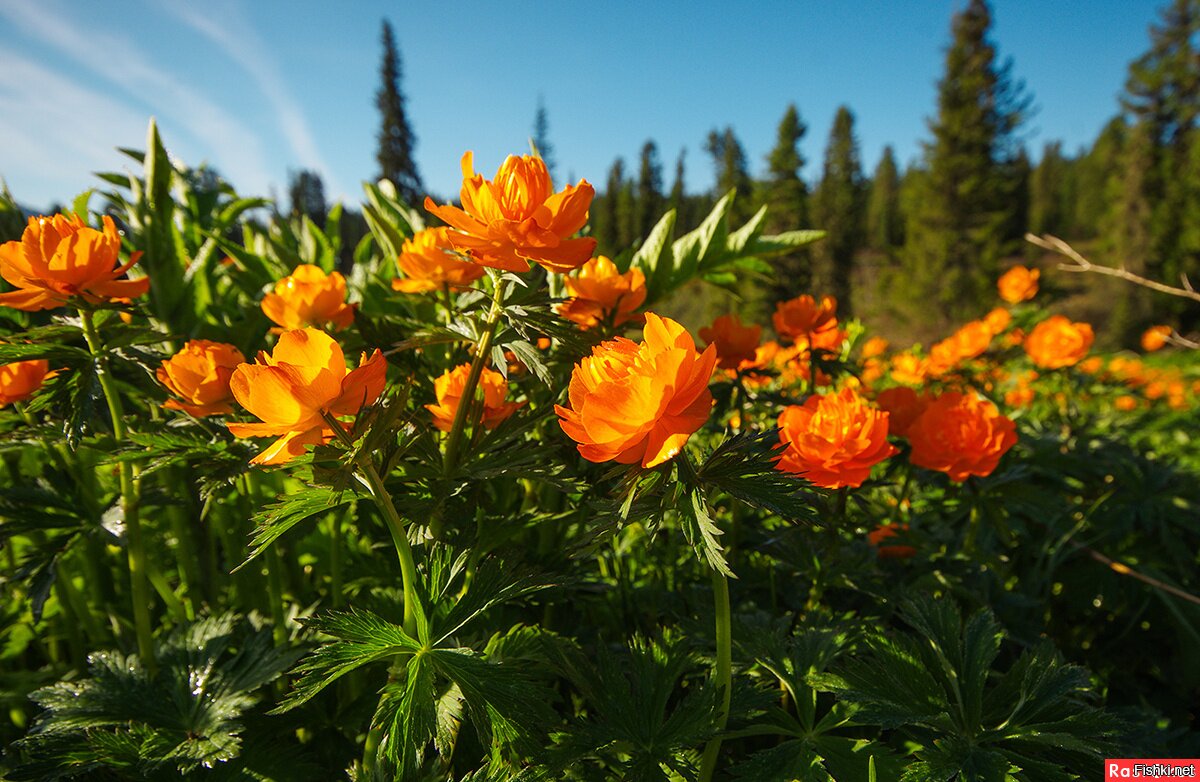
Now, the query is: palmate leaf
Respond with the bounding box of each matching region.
[13,614,299,781]
[695,429,818,522]
[814,597,1120,781]
[236,486,361,572]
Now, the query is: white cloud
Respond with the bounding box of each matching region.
[158,0,347,200]
[0,0,274,196]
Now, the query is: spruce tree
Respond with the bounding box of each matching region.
[636,140,664,241]
[1073,118,1126,238]
[901,0,1028,320]
[595,158,626,253]
[376,20,424,206]
[763,105,811,297]
[287,169,327,228]
[704,127,754,222]
[532,97,557,182]
[669,148,686,214]
[1028,142,1066,237]
[813,106,866,314]
[866,146,903,252]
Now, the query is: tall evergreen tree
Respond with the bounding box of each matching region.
[813,106,866,314]
[532,97,557,182]
[1028,142,1066,236]
[287,169,327,228]
[866,146,903,252]
[595,158,627,253]
[763,105,811,297]
[1072,117,1126,238]
[668,148,686,213]
[376,20,424,206]
[901,0,1029,320]
[636,140,664,241]
[704,126,754,222]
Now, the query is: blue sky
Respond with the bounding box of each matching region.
[0,0,1165,210]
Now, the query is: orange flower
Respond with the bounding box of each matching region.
[875,386,930,437]
[799,326,848,353]
[1024,315,1094,369]
[983,307,1011,335]
[772,294,838,344]
[426,364,521,432]
[556,313,716,467]
[890,352,928,386]
[906,392,1017,481]
[0,214,148,311]
[393,227,485,293]
[425,152,596,274]
[557,256,647,329]
[997,265,1039,304]
[868,524,916,559]
[861,336,889,359]
[1078,356,1104,374]
[262,264,355,331]
[699,313,762,370]
[1114,395,1140,412]
[775,387,898,489]
[1141,325,1172,352]
[0,359,50,406]
[227,328,386,465]
[927,320,993,375]
[157,340,245,417]
[1005,384,1035,408]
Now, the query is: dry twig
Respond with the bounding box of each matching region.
[1025,232,1200,304]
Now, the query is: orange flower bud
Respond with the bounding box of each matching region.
[997,265,1039,304]
[0,359,50,406]
[426,364,521,432]
[557,256,647,329]
[261,264,355,331]
[1140,325,1171,352]
[1024,315,1094,369]
[227,328,386,465]
[157,340,245,417]
[699,313,762,369]
[868,523,916,559]
[0,214,148,311]
[1005,384,1035,408]
[772,294,838,344]
[556,313,715,467]
[393,227,485,293]
[875,386,930,437]
[907,392,1017,481]
[775,387,898,489]
[425,152,597,274]
[860,336,889,359]
[983,307,1011,335]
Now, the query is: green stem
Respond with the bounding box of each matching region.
[79,309,155,675]
[441,273,506,475]
[699,568,733,782]
[265,543,288,647]
[330,509,345,609]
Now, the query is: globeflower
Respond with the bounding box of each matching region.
[927,320,992,376]
[775,387,898,489]
[997,265,1040,303]
[557,256,646,329]
[874,386,930,437]
[868,524,916,559]
[426,364,521,432]
[556,313,716,468]
[1141,325,1171,352]
[699,313,762,370]
[1024,315,1094,369]
[772,294,838,344]
[261,264,355,331]
[983,307,1011,335]
[157,340,245,417]
[0,359,50,407]
[861,336,889,359]
[906,392,1017,481]
[393,227,485,293]
[425,152,596,274]
[227,328,386,465]
[0,214,148,311]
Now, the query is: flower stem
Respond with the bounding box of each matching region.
[441,272,506,475]
[698,567,733,782]
[79,309,155,676]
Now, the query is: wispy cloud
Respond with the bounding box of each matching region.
[159,0,347,200]
[0,0,273,196]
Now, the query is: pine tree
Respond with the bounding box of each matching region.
[288,169,327,228]
[866,146,903,252]
[1105,120,1157,339]
[704,127,754,222]
[813,106,866,314]
[376,20,424,206]
[532,97,557,182]
[763,105,811,297]
[595,158,626,253]
[901,0,1029,320]
[668,148,686,214]
[1029,142,1066,236]
[636,140,664,241]
[1072,117,1126,238]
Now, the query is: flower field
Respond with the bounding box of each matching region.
[0,122,1198,780]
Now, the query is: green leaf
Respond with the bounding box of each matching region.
[237,487,359,572]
